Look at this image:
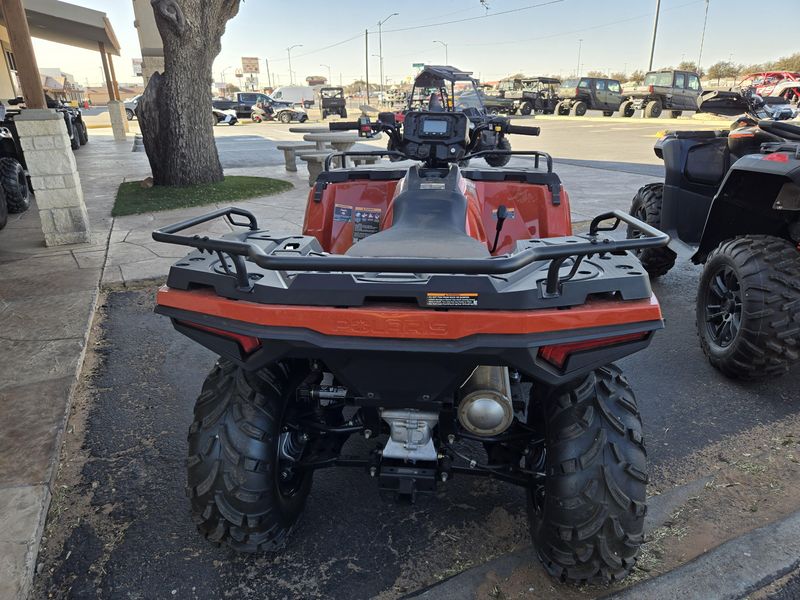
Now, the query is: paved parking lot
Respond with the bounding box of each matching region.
[29,115,800,599]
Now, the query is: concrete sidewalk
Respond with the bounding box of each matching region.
[0,130,655,599]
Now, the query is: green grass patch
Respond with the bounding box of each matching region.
[112,175,293,217]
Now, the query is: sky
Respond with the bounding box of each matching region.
[31,0,799,88]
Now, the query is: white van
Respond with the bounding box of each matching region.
[270,86,316,108]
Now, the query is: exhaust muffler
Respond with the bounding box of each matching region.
[457,366,514,437]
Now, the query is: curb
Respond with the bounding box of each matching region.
[607,509,800,600]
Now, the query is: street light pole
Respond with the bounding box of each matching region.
[433,40,448,64]
[697,0,710,69]
[377,12,398,104]
[287,44,302,85]
[648,0,661,71]
[576,39,583,77]
[320,63,331,85]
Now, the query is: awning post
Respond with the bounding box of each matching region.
[0,0,46,108]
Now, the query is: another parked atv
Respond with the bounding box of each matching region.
[153,108,668,583]
[398,65,514,166]
[319,87,347,119]
[628,89,800,378]
[0,109,32,222]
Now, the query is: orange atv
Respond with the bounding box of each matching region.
[153,110,667,583]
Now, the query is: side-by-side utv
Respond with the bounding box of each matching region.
[154,109,668,583]
[629,89,800,378]
[319,87,347,119]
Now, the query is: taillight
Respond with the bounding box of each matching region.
[575,87,580,96]
[538,332,649,369]
[178,321,261,353]
[763,152,790,163]
[648,85,654,94]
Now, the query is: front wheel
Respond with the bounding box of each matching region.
[484,136,511,167]
[627,183,676,277]
[519,102,533,116]
[77,120,88,145]
[619,100,635,117]
[555,101,568,116]
[278,111,292,124]
[187,360,313,552]
[529,365,647,583]
[696,236,800,379]
[125,108,135,121]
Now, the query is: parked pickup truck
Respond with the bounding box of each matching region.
[212,92,296,118]
[621,70,702,118]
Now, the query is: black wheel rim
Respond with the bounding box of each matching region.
[704,265,742,348]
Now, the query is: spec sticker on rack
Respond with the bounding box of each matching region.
[353,207,382,241]
[492,207,516,219]
[333,204,353,222]
[426,292,479,307]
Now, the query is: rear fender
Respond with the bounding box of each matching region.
[693,154,800,263]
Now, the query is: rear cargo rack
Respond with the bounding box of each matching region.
[152,207,668,295]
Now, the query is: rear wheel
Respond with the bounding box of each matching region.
[125,108,135,121]
[627,183,676,277]
[528,365,647,583]
[0,158,30,214]
[644,100,662,118]
[321,109,328,119]
[696,236,800,379]
[187,360,313,552]
[619,100,634,117]
[555,101,568,116]
[519,102,533,116]
[670,110,682,119]
[340,108,347,118]
[484,136,511,167]
[571,101,587,117]
[278,111,292,124]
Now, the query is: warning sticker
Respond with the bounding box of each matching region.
[333,204,352,222]
[353,207,382,241]
[426,292,479,307]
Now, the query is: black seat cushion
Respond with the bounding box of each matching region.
[346,175,490,259]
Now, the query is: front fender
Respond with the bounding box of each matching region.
[693,153,800,263]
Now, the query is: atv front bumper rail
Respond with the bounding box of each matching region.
[152,207,668,293]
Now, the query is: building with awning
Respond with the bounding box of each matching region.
[0,0,128,248]
[1,0,122,106]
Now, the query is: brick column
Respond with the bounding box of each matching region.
[15,109,91,246]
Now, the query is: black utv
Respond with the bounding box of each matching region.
[497,77,560,115]
[397,65,513,167]
[628,89,800,378]
[319,87,347,119]
[555,77,623,116]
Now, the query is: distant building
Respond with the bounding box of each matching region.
[39,68,84,104]
[85,84,143,105]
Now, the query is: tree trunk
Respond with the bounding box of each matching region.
[138,0,240,186]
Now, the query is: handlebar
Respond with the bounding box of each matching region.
[329,121,360,131]
[505,124,540,136]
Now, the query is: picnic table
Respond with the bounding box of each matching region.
[288,125,329,134]
[303,132,383,167]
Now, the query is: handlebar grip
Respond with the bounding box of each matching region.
[506,124,541,136]
[329,121,360,131]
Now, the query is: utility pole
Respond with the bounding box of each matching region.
[697,0,710,69]
[648,0,661,71]
[287,44,302,85]
[377,12,398,104]
[433,40,448,64]
[576,39,583,77]
[365,29,370,104]
[265,58,272,88]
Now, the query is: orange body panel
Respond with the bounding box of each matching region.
[302,175,572,256]
[157,287,662,341]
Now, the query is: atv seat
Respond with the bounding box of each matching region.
[346,167,489,259]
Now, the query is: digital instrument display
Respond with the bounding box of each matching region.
[421,119,448,135]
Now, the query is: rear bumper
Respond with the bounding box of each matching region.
[156,286,663,390]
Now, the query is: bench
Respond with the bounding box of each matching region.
[276,142,317,172]
[298,152,331,185]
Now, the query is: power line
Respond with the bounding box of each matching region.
[380,0,565,33]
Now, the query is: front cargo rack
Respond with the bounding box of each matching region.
[152,207,668,298]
